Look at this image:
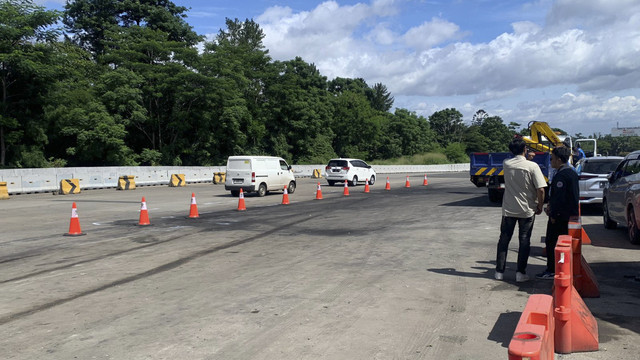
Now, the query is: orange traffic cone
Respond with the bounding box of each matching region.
[364,179,370,193]
[138,197,151,226]
[188,193,199,218]
[237,189,247,211]
[578,203,591,245]
[282,186,290,205]
[405,175,411,188]
[423,174,429,186]
[343,180,350,196]
[385,177,391,190]
[65,202,86,236]
[315,183,323,200]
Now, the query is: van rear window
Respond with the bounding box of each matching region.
[328,160,348,167]
[228,159,251,170]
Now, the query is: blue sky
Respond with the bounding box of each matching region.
[42,0,640,137]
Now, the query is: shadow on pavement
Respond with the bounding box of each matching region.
[583,223,640,250]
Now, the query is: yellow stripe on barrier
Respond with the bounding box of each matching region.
[59,179,81,195]
[117,176,136,190]
[499,169,504,176]
[170,173,186,187]
[312,169,322,178]
[213,172,226,184]
[0,182,9,200]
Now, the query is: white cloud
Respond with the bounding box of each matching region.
[256,0,640,135]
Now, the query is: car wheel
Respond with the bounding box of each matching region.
[230,190,240,197]
[350,176,358,187]
[287,181,296,194]
[628,207,640,244]
[327,180,336,186]
[369,175,376,185]
[603,199,617,229]
[257,183,267,197]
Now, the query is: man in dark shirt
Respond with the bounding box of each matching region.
[536,146,579,279]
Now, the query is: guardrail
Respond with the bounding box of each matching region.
[0,163,469,195]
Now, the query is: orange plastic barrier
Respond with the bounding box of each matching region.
[554,235,599,354]
[570,237,600,298]
[508,294,555,360]
[569,212,591,245]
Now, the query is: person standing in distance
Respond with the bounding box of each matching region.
[495,138,547,282]
[536,146,579,279]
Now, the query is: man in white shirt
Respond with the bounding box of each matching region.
[495,138,547,282]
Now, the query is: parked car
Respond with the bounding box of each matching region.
[575,156,623,205]
[225,156,296,197]
[324,158,376,186]
[602,150,640,244]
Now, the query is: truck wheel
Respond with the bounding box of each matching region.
[257,183,267,197]
[488,189,502,203]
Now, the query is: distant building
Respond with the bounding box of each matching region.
[612,127,640,137]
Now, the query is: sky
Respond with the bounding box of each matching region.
[41,0,640,137]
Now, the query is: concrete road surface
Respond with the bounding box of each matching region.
[0,173,638,359]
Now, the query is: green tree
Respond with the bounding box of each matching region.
[368,83,394,112]
[428,108,466,147]
[0,0,60,167]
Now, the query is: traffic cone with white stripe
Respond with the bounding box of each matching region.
[385,177,391,190]
[405,175,411,188]
[65,202,86,236]
[282,186,290,205]
[364,178,370,193]
[423,174,429,186]
[188,193,199,218]
[237,189,247,211]
[138,197,151,226]
[343,180,350,196]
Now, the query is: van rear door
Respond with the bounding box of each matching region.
[227,158,253,187]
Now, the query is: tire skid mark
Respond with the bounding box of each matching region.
[0,215,316,326]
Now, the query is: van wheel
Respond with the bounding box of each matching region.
[350,176,358,187]
[257,183,267,197]
[287,181,296,194]
[230,190,239,197]
[369,175,376,185]
[603,199,617,229]
[627,207,640,244]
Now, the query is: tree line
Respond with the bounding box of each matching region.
[1,0,636,168]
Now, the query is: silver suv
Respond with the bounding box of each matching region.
[324,158,376,186]
[602,150,640,244]
[576,156,623,204]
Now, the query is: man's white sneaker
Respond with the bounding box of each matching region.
[495,271,504,280]
[516,272,529,282]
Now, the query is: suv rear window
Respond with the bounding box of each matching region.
[328,160,348,167]
[582,160,621,174]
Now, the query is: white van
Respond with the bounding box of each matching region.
[225,156,296,197]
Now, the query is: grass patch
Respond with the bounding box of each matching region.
[371,152,450,165]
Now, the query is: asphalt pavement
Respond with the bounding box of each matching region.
[0,173,638,359]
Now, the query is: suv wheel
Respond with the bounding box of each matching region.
[350,176,358,187]
[257,183,267,197]
[369,175,376,185]
[230,190,240,197]
[603,199,617,229]
[327,180,336,186]
[627,207,640,244]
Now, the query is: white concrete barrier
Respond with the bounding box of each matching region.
[0,164,468,194]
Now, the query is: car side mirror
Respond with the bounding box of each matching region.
[288,165,292,170]
[607,172,616,183]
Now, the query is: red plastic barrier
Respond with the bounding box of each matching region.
[570,237,600,298]
[508,294,555,360]
[554,235,599,354]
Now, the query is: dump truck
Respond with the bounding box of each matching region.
[469,121,571,203]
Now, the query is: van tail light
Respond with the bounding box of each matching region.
[251,172,256,183]
[579,175,597,180]
[342,167,350,171]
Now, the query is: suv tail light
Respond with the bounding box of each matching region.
[251,172,256,183]
[325,166,331,170]
[342,167,350,171]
